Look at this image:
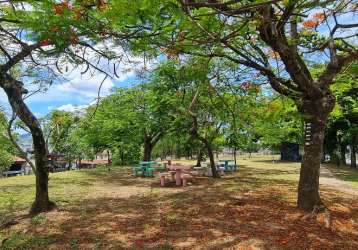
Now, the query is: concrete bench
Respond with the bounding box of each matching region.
[181,173,194,186]
[160,171,194,187]
[160,172,174,187]
[3,170,24,177]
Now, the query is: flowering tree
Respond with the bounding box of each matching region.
[0,0,138,213]
[130,0,358,210]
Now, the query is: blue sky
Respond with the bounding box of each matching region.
[0,73,141,117]
[28,74,140,116]
[0,52,152,118]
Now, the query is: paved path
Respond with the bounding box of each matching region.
[320,166,358,196]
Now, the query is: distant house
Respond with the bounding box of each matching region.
[47,153,68,172]
[2,156,30,177]
[78,159,109,169]
[76,149,111,169]
[280,142,302,161]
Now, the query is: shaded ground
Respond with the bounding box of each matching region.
[0,157,358,249]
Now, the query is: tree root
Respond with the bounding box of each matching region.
[301,205,331,229]
[0,219,18,230]
[29,200,57,216]
[0,214,30,230]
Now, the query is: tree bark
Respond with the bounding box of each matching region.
[351,145,357,168]
[0,74,55,214]
[204,141,220,178]
[296,91,335,211]
[196,149,203,167]
[298,118,325,211]
[143,137,153,161]
[107,150,111,165]
[340,144,346,166]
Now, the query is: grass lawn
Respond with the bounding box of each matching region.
[0,156,358,249]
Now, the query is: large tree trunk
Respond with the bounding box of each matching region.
[204,141,220,178]
[298,119,325,211]
[1,74,55,214]
[297,93,334,211]
[351,145,357,168]
[196,149,203,167]
[143,133,162,161]
[143,138,153,161]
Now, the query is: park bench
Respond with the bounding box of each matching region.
[2,170,24,177]
[192,166,208,176]
[159,172,174,186]
[181,173,194,186]
[217,160,237,172]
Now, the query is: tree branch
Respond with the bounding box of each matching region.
[6,113,36,173]
[318,50,358,86]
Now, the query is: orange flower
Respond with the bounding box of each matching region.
[241,81,252,90]
[74,8,82,20]
[70,35,79,45]
[53,5,63,15]
[268,50,280,59]
[53,1,72,15]
[303,19,318,28]
[313,12,325,22]
[40,39,51,46]
[96,0,108,10]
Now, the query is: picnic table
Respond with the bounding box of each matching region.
[132,161,157,177]
[218,159,237,172]
[133,161,168,177]
[140,161,157,167]
[168,164,193,186]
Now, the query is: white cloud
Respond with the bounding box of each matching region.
[57,72,114,98]
[25,70,115,104]
[56,103,89,112]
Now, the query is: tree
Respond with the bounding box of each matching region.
[0,0,143,213]
[134,0,358,211]
[79,84,173,163]
[152,58,255,177]
[324,62,358,167]
[256,96,303,150]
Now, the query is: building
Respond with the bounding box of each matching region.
[2,156,30,177]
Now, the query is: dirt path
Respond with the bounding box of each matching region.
[320,166,358,196]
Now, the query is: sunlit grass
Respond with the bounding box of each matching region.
[0,166,113,213]
[324,163,358,188]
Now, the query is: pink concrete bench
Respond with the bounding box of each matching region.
[181,173,194,186]
[159,172,175,187]
[159,171,194,187]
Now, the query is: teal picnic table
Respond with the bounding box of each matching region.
[141,161,167,173]
[218,160,237,172]
[132,161,157,177]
